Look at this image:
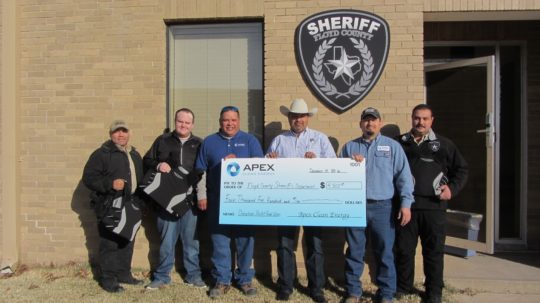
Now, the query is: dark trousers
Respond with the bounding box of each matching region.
[395,209,446,297]
[277,226,325,295]
[98,223,135,288]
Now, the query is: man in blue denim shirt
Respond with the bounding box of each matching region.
[195,105,264,299]
[339,107,414,303]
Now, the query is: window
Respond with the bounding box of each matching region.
[168,23,263,140]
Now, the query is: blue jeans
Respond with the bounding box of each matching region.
[277,226,325,294]
[206,192,255,285]
[344,199,396,300]
[210,223,255,285]
[152,207,202,284]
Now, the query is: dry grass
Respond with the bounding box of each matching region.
[0,263,466,303]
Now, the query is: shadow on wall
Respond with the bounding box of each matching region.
[70,180,100,281]
[140,203,160,274]
[328,136,339,154]
[381,124,401,138]
[263,121,284,151]
[70,178,175,281]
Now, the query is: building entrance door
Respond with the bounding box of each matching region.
[425,56,495,254]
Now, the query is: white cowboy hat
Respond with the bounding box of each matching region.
[279,98,318,117]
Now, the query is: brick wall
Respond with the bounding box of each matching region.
[6,0,538,275]
[15,0,268,268]
[11,0,425,276]
[424,0,540,11]
[0,0,3,260]
[17,0,168,265]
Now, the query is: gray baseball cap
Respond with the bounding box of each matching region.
[109,120,129,132]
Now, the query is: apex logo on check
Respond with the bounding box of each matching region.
[226,162,275,177]
[226,162,241,177]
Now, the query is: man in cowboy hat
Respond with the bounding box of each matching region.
[266,98,336,303]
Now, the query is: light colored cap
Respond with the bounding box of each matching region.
[279,98,318,117]
[109,120,129,132]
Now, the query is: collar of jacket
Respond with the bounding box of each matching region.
[101,139,133,153]
[401,128,437,143]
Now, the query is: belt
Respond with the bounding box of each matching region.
[366,199,391,204]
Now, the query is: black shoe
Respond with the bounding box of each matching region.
[276,290,291,301]
[395,290,414,299]
[119,277,144,285]
[102,284,125,293]
[311,292,327,303]
[424,295,442,303]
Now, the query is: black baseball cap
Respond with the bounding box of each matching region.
[361,107,381,120]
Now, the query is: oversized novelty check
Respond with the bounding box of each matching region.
[219,158,366,227]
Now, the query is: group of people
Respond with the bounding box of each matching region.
[82,99,467,303]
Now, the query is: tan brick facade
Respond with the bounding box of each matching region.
[0,0,4,256]
[1,0,540,277]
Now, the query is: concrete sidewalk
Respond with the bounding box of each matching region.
[442,251,540,302]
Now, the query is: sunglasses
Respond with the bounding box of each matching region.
[220,105,239,115]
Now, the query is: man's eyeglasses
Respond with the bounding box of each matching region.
[220,105,239,115]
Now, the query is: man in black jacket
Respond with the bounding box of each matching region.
[143,108,206,290]
[395,104,468,303]
[82,120,144,293]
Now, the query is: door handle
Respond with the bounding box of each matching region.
[478,112,495,147]
[476,128,489,134]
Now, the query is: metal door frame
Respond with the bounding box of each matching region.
[425,56,495,254]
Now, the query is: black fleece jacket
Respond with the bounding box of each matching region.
[82,140,143,202]
[143,131,202,175]
[397,131,468,210]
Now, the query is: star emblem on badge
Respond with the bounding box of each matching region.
[324,46,361,85]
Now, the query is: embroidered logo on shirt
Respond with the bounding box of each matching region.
[428,141,440,152]
[377,145,390,152]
